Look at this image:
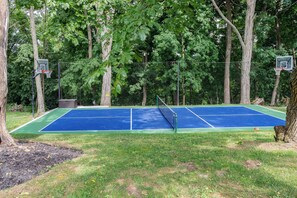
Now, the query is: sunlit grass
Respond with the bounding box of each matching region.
[6,111,32,131]
[270,106,287,113]
[2,107,296,197]
[0,132,295,197]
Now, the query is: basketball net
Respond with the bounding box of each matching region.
[274,67,283,76]
[41,70,52,78]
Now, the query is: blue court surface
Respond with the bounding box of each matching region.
[40,106,285,133]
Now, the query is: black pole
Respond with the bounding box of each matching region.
[177,62,180,106]
[58,62,61,100]
[32,70,35,118]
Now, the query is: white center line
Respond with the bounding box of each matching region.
[185,107,215,128]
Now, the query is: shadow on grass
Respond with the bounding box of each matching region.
[12,133,43,140]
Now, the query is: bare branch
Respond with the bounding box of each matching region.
[211,0,245,49]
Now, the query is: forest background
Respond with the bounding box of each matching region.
[7,0,297,109]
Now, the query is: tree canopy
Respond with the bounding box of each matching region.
[6,0,297,107]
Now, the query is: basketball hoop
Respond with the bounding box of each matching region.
[274,67,283,76]
[42,70,52,78]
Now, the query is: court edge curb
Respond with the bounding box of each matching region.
[9,108,57,134]
[39,109,72,132]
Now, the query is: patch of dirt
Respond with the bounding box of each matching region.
[257,142,297,152]
[219,181,244,192]
[0,140,82,190]
[227,140,261,150]
[216,170,226,177]
[244,160,261,169]
[197,173,209,179]
[210,192,225,198]
[126,184,142,198]
[226,142,237,149]
[179,162,198,172]
[116,178,126,186]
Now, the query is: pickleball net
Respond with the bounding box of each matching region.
[156,96,178,132]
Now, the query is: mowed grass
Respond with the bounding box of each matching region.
[6,111,32,131]
[270,106,287,113]
[1,110,297,197]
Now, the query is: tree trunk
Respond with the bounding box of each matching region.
[240,0,256,104]
[100,8,114,106]
[211,0,256,105]
[88,24,92,58]
[271,74,281,106]
[30,6,45,115]
[271,0,282,106]
[181,36,186,105]
[142,52,148,106]
[275,68,297,142]
[224,0,232,104]
[182,77,186,105]
[85,9,93,59]
[293,48,296,67]
[284,49,297,141]
[142,85,147,106]
[0,0,16,146]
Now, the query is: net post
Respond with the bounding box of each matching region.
[174,114,178,133]
[156,95,159,107]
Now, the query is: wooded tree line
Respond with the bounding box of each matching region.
[6,0,296,110]
[0,0,297,145]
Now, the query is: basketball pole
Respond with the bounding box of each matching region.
[58,62,61,100]
[177,61,180,106]
[32,70,36,118]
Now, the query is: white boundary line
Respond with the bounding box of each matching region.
[244,105,286,120]
[40,125,275,133]
[130,108,133,130]
[256,105,286,115]
[185,107,215,128]
[39,109,72,132]
[59,116,129,119]
[77,105,109,108]
[199,113,265,117]
[9,108,57,134]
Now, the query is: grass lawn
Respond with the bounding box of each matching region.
[1,110,297,197]
[270,106,287,113]
[6,111,32,132]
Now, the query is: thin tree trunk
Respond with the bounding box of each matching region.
[274,50,297,142]
[85,10,93,59]
[271,0,282,106]
[30,6,45,115]
[181,36,186,105]
[100,8,114,106]
[224,0,232,104]
[240,0,256,104]
[142,54,147,106]
[0,0,16,146]
[293,48,296,67]
[283,68,297,142]
[211,0,256,105]
[271,74,281,106]
[88,25,92,58]
[142,85,147,106]
[182,78,186,105]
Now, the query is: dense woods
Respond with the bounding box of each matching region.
[5,0,295,108]
[2,0,297,144]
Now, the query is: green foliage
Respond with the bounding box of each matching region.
[8,44,33,104]
[61,58,104,104]
[7,0,297,106]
